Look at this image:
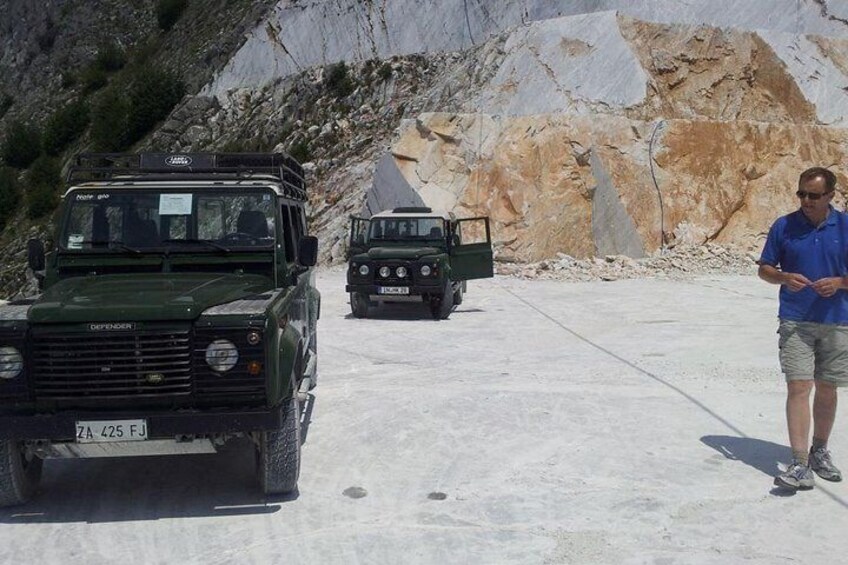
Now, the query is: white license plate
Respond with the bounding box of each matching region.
[76,419,148,443]
[378,286,409,295]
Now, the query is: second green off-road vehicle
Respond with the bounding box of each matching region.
[346,207,493,319]
[0,152,319,505]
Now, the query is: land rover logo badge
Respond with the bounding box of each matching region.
[146,373,165,384]
[165,155,192,167]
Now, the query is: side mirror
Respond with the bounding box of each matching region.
[27,239,45,272]
[298,236,318,267]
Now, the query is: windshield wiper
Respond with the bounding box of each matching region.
[162,238,232,254]
[110,241,145,255]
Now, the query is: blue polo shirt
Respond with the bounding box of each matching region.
[760,207,848,324]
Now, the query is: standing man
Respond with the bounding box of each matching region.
[759,167,847,490]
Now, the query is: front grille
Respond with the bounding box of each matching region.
[31,330,192,400]
[194,328,265,402]
[358,261,441,286]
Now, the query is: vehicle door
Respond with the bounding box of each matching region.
[348,216,370,258]
[450,217,494,280]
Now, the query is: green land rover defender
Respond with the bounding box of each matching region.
[346,207,494,319]
[0,153,319,505]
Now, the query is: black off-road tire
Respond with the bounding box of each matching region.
[429,281,454,320]
[257,397,301,495]
[453,284,464,306]
[0,440,42,507]
[350,292,369,318]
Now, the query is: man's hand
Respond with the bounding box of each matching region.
[758,264,813,291]
[811,276,845,298]
[782,272,813,292]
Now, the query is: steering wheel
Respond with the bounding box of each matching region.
[221,232,258,244]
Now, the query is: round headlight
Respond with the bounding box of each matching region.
[0,347,23,379]
[420,265,432,276]
[396,266,408,278]
[359,264,369,276]
[379,266,391,278]
[205,340,238,373]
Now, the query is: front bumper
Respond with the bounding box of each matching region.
[0,404,285,441]
[345,283,442,296]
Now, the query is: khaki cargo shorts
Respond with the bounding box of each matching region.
[778,319,848,386]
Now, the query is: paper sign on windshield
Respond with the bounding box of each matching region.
[159,194,193,215]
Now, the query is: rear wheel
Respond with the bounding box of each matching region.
[0,440,42,507]
[257,397,301,495]
[453,283,464,305]
[350,292,369,318]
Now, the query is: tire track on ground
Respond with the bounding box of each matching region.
[497,283,848,509]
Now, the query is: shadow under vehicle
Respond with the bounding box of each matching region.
[0,152,319,506]
[345,207,493,320]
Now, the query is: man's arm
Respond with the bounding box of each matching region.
[758,263,812,292]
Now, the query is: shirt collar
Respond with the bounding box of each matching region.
[796,205,837,228]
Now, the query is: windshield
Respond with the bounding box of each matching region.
[60,189,276,251]
[368,217,446,242]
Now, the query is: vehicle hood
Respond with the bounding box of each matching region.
[28,273,273,323]
[364,247,443,260]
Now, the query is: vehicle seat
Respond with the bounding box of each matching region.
[92,207,110,245]
[429,226,443,238]
[237,210,269,238]
[125,214,160,246]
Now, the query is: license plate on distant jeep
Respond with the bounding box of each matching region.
[378,286,409,295]
[76,419,148,443]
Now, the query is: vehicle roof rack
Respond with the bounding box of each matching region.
[391,207,432,213]
[67,152,307,201]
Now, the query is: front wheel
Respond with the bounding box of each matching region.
[350,292,369,318]
[0,440,42,507]
[257,397,301,495]
[429,281,454,320]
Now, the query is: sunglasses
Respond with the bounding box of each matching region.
[796,190,832,200]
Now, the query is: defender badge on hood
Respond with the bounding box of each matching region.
[89,322,136,331]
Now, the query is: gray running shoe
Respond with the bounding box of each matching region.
[810,447,843,482]
[774,461,815,490]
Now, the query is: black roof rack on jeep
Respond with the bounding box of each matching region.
[67,152,307,201]
[391,207,432,213]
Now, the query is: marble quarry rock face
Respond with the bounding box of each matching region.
[356,12,848,261]
[381,113,848,262]
[196,2,848,262]
[204,0,848,97]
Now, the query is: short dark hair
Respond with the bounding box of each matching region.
[798,167,837,192]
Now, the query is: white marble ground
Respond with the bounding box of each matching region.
[1,268,846,564]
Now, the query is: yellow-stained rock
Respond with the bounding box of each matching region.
[390,113,848,261]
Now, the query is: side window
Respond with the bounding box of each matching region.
[453,218,490,245]
[297,207,307,237]
[288,206,302,261]
[291,206,303,241]
[280,204,295,262]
